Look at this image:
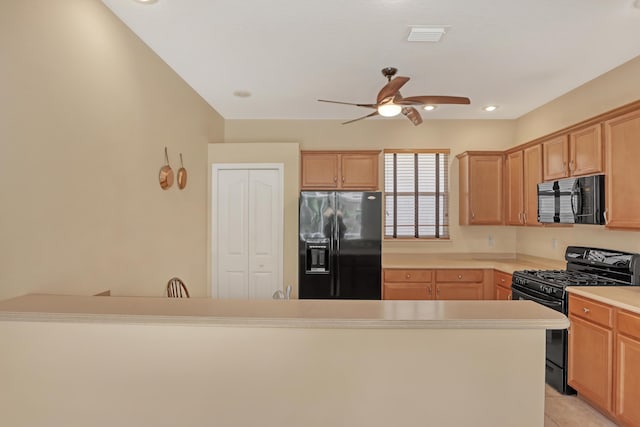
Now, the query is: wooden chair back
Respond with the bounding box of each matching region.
[167,277,190,298]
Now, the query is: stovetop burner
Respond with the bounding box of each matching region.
[516,269,626,288]
[512,246,640,300]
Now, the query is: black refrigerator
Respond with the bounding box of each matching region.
[299,191,381,299]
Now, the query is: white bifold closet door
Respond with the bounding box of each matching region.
[212,165,283,299]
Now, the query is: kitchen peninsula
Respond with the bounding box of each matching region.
[0,294,567,427]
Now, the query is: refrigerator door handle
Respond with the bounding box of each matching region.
[334,209,341,298]
[328,221,336,297]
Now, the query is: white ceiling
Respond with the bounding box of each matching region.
[101,0,640,121]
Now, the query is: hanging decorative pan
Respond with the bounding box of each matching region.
[159,147,174,190]
[177,153,187,190]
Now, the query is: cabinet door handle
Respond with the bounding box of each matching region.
[333,176,338,183]
[569,160,574,172]
[563,161,567,174]
[523,211,528,223]
[583,307,590,313]
[342,176,345,183]
[507,295,512,300]
[428,286,432,295]
[603,210,609,225]
[471,211,475,220]
[458,275,463,280]
[518,212,523,224]
[406,273,411,279]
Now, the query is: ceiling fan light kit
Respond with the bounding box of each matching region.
[318,67,470,126]
[378,103,402,117]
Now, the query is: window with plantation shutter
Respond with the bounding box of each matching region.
[384,150,450,239]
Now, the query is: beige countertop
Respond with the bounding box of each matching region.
[0,294,569,330]
[566,286,640,315]
[382,253,565,274]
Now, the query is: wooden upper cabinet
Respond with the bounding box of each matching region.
[569,124,603,177]
[523,144,542,226]
[505,151,524,225]
[504,145,541,226]
[300,152,340,188]
[340,153,379,189]
[457,152,504,225]
[542,125,603,181]
[542,135,569,180]
[604,109,640,229]
[300,151,379,190]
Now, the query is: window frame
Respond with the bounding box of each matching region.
[383,148,451,240]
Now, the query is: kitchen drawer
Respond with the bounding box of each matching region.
[436,269,483,283]
[383,269,432,283]
[495,270,512,289]
[569,295,613,328]
[617,310,640,340]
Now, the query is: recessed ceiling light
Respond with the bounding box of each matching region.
[423,105,437,111]
[233,90,252,98]
[134,0,158,4]
[407,26,449,42]
[483,105,499,112]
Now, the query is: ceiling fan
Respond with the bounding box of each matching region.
[318,67,471,126]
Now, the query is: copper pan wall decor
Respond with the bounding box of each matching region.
[159,146,174,190]
[177,153,187,190]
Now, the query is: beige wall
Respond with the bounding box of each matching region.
[514,55,640,259]
[224,119,519,257]
[207,143,300,296]
[0,0,224,300]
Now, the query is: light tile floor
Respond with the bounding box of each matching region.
[544,385,618,427]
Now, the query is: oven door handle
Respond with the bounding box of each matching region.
[516,292,563,308]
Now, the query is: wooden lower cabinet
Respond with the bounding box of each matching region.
[435,282,483,300]
[496,285,511,301]
[383,283,432,300]
[567,294,640,425]
[615,310,640,426]
[382,269,433,300]
[568,295,614,414]
[383,268,485,301]
[436,269,485,300]
[495,270,512,300]
[567,315,614,414]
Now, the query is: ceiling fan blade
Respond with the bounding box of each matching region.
[397,96,471,105]
[318,99,377,109]
[401,107,423,126]
[376,76,410,104]
[342,111,379,125]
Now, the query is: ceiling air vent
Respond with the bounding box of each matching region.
[407,26,448,42]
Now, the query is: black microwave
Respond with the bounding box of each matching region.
[537,175,605,224]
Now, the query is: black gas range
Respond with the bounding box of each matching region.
[511,246,640,395]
